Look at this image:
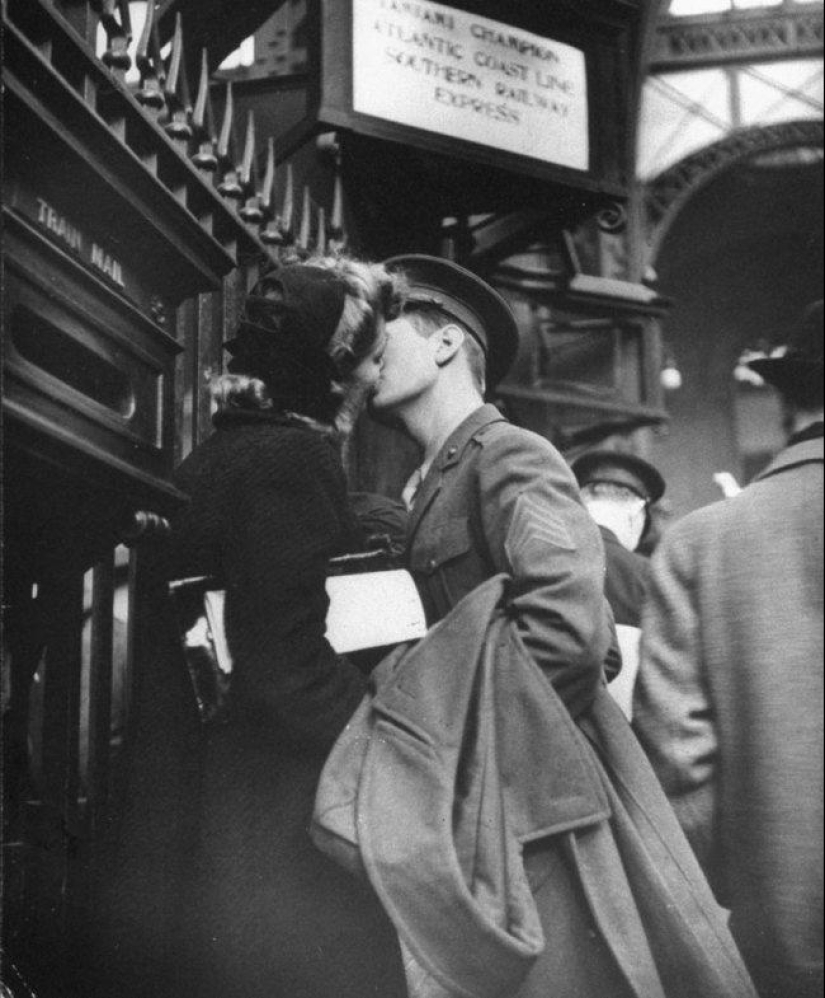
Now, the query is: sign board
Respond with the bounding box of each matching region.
[351,0,589,172]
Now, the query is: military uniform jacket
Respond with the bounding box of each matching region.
[406,404,612,717]
[393,404,756,998]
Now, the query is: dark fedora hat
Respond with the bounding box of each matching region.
[571,450,666,505]
[384,254,519,389]
[747,300,824,403]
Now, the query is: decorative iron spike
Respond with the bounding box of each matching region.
[239,112,264,225]
[134,0,166,116]
[328,162,347,255]
[329,168,345,241]
[192,49,218,173]
[238,111,257,191]
[279,163,295,242]
[297,186,312,252]
[163,13,193,147]
[316,206,327,256]
[260,138,276,217]
[260,139,284,246]
[95,0,132,79]
[217,82,243,202]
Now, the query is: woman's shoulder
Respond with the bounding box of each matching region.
[177,416,341,487]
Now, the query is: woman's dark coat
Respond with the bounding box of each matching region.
[167,410,406,998]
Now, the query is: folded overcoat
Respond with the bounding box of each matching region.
[313,573,756,998]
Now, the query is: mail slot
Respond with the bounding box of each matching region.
[11,305,136,419]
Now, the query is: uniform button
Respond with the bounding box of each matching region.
[428,559,437,570]
[447,447,457,458]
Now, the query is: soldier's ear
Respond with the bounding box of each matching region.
[433,323,465,366]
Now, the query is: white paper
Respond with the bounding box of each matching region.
[607,624,642,721]
[325,569,427,653]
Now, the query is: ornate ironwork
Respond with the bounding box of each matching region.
[216,81,243,202]
[645,119,824,245]
[191,49,218,173]
[238,111,264,226]
[163,12,193,147]
[9,1,358,262]
[328,166,346,255]
[297,185,312,253]
[260,138,283,245]
[650,6,824,72]
[93,0,132,78]
[134,0,166,116]
[120,510,172,543]
[279,162,296,246]
[149,296,168,327]
[596,201,628,235]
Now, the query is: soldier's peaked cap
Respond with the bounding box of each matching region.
[385,254,519,389]
[572,450,666,505]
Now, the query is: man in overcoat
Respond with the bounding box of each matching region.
[367,254,757,998]
[634,301,824,998]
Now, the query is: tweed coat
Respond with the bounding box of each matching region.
[635,435,824,998]
[402,404,756,998]
[167,409,406,998]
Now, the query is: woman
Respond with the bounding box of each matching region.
[168,257,408,998]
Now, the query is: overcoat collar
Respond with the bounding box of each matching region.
[754,436,824,484]
[406,404,507,546]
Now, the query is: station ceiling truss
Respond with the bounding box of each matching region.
[644,118,824,242]
[649,4,824,73]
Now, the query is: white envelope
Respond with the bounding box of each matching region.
[325,569,427,653]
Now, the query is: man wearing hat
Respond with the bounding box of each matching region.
[635,301,824,998]
[571,451,666,718]
[367,255,758,998]
[371,254,612,708]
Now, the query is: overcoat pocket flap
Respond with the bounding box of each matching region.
[497,626,611,840]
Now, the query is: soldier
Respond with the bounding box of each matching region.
[367,254,756,998]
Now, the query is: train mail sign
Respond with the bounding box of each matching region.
[351,0,589,172]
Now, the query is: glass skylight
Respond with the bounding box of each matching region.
[669,0,821,15]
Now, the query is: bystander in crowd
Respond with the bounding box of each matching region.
[635,301,824,998]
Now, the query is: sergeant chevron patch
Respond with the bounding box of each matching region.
[505,492,576,565]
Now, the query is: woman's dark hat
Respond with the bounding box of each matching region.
[224,264,348,374]
[747,300,824,402]
[571,450,666,505]
[384,254,519,389]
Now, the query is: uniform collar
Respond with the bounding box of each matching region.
[434,404,507,471]
[406,404,507,548]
